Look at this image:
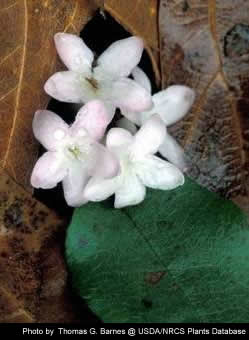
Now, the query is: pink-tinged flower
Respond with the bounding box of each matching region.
[31,100,119,207]
[84,115,184,208]
[44,33,152,119]
[119,67,195,171]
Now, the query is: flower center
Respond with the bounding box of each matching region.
[68,146,82,159]
[67,139,92,161]
[86,77,99,90]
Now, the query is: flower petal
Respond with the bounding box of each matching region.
[71,100,111,141]
[88,143,120,179]
[33,110,69,151]
[62,163,89,207]
[84,176,120,202]
[44,71,95,103]
[111,78,152,112]
[31,151,67,189]
[116,117,138,135]
[120,108,141,125]
[106,128,133,149]
[132,67,152,93]
[159,131,187,171]
[132,114,166,157]
[96,36,144,79]
[152,86,195,126]
[136,155,184,190]
[104,102,116,121]
[54,33,93,75]
[115,174,146,208]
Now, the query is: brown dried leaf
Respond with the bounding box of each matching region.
[0,0,100,190]
[159,0,249,210]
[0,170,80,323]
[104,0,161,84]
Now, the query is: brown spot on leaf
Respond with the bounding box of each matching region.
[4,202,23,229]
[145,271,167,285]
[182,0,190,12]
[224,24,249,58]
[142,298,153,309]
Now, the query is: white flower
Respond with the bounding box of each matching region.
[118,67,195,171]
[44,33,153,120]
[31,100,119,207]
[84,115,184,208]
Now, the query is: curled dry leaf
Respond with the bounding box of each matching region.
[0,171,79,323]
[0,0,100,190]
[104,0,160,85]
[159,0,249,211]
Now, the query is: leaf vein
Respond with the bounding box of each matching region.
[3,0,28,168]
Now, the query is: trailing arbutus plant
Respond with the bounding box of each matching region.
[2,3,249,324]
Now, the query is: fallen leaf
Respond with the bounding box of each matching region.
[0,0,100,190]
[66,178,249,322]
[104,0,160,84]
[159,0,249,210]
[0,170,81,323]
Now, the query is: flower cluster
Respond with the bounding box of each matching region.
[31,33,195,208]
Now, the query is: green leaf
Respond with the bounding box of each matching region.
[66,177,249,322]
